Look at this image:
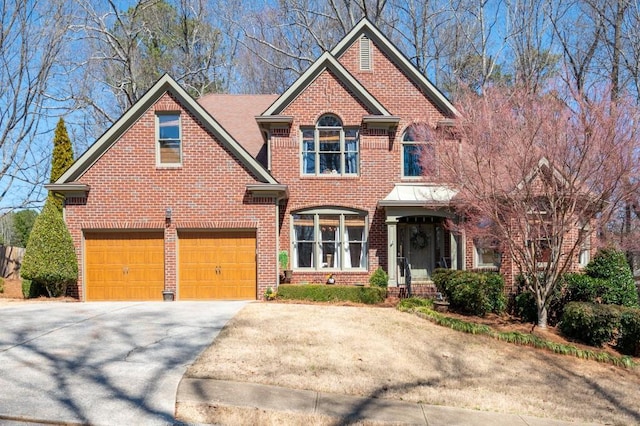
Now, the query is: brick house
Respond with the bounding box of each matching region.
[47,19,588,301]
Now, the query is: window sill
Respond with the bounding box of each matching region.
[156,164,183,169]
[292,268,368,273]
[300,174,360,179]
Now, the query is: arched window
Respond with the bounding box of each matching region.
[292,207,367,270]
[301,114,359,176]
[402,124,436,177]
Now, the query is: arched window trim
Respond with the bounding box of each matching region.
[291,207,368,271]
[301,114,359,176]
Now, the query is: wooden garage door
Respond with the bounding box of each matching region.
[85,231,164,301]
[179,230,256,300]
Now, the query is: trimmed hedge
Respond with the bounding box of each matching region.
[560,302,640,354]
[560,302,621,347]
[276,284,386,304]
[618,309,640,356]
[433,268,506,316]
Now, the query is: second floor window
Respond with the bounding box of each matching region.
[157,113,182,165]
[302,115,358,176]
[402,124,435,177]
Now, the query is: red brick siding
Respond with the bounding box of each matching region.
[64,92,277,300]
[272,38,452,285]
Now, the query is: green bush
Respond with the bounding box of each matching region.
[20,201,78,297]
[369,267,388,288]
[560,302,621,347]
[513,291,538,323]
[434,270,505,316]
[277,284,386,304]
[21,279,45,299]
[584,248,638,307]
[563,273,600,303]
[21,279,30,298]
[617,308,640,356]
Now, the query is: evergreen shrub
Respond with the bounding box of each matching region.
[20,202,78,297]
[433,269,505,316]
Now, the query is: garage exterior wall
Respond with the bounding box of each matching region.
[64,93,277,300]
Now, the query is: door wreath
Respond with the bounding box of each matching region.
[410,229,428,250]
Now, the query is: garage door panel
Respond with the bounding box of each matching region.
[85,231,164,301]
[178,230,256,300]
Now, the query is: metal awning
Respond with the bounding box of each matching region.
[378,184,457,207]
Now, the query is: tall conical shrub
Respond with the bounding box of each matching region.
[20,197,78,297]
[49,118,74,211]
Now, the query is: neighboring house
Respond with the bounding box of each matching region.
[47,19,588,301]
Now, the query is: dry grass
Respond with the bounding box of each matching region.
[187,302,640,425]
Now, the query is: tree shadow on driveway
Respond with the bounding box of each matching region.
[0,302,246,425]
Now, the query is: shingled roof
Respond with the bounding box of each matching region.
[198,93,278,165]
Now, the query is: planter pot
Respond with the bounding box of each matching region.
[283,270,293,283]
[433,301,449,313]
[326,278,335,285]
[162,291,175,301]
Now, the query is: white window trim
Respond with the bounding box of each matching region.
[474,243,500,269]
[291,208,368,271]
[579,229,591,268]
[300,122,359,177]
[156,112,182,167]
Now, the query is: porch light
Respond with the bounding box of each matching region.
[165,207,172,221]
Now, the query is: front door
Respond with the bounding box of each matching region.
[398,223,434,281]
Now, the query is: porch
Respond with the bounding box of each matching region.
[379,184,465,290]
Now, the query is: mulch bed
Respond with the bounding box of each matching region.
[1,279,23,299]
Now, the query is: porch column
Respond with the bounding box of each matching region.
[386,218,398,286]
[450,231,458,270]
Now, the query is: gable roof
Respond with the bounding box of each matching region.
[56,74,278,185]
[261,52,393,117]
[331,18,459,118]
[515,157,571,192]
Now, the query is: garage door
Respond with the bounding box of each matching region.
[85,231,164,301]
[178,230,256,300]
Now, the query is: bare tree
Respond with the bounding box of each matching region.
[0,0,71,210]
[441,85,640,328]
[506,0,560,92]
[70,0,230,124]
[224,0,394,93]
[548,0,605,92]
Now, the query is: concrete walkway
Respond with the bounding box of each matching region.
[176,378,601,425]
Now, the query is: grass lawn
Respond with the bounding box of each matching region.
[186,302,640,425]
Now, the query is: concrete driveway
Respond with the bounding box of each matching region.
[0,301,247,425]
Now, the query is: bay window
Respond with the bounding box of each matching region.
[292,209,367,270]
